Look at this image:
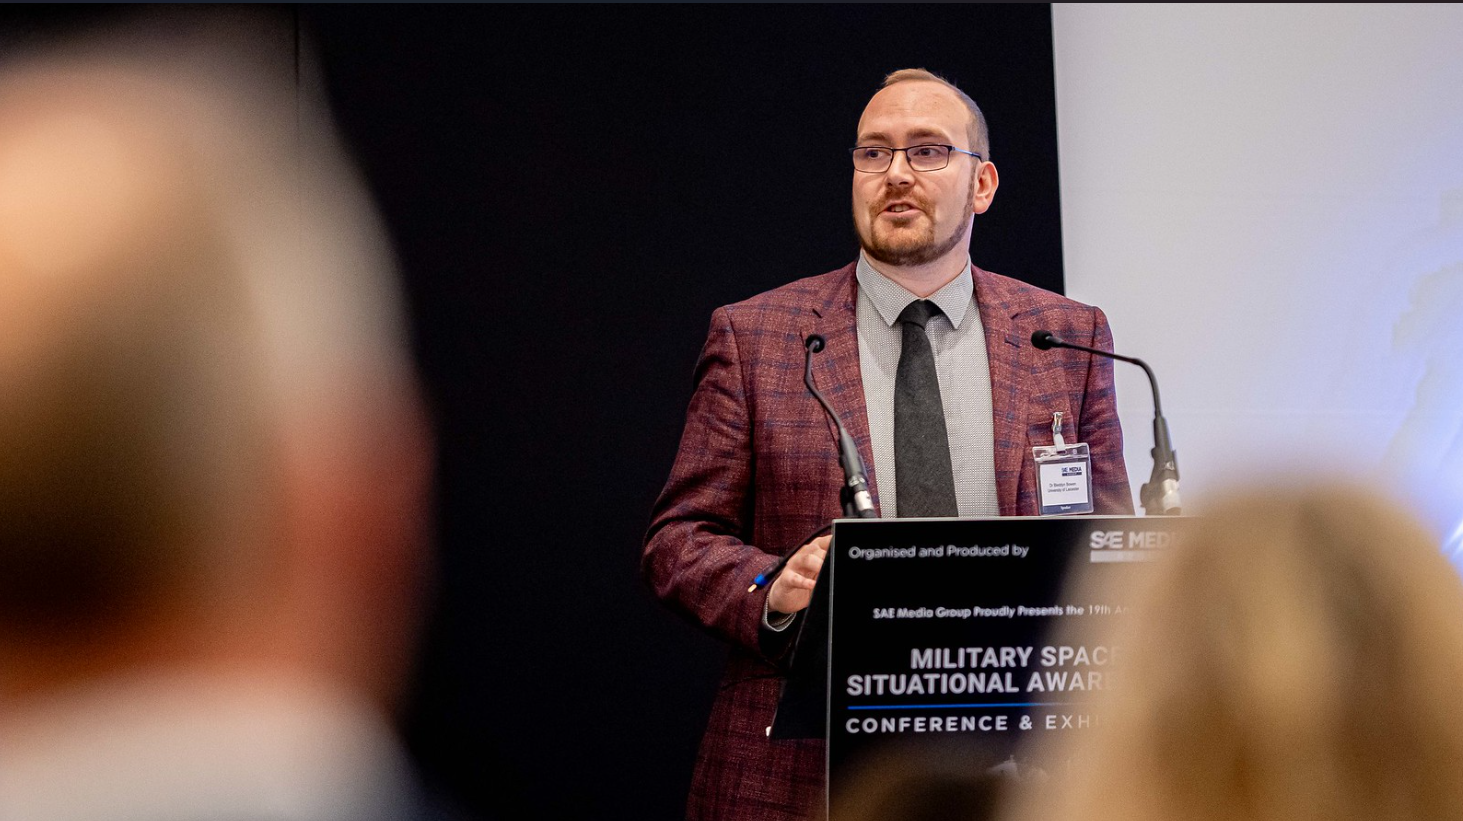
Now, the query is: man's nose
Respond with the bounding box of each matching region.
[884,150,916,184]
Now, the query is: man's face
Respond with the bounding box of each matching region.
[852,81,994,268]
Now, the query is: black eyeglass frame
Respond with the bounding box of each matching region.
[849,143,983,173]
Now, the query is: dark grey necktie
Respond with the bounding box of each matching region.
[894,299,958,517]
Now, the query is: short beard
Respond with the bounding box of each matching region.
[857,173,976,267]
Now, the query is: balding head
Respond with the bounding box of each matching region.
[0,34,430,704]
[879,68,990,158]
[0,68,273,641]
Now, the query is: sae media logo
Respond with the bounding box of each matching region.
[1088,528,1173,563]
[1061,465,1084,477]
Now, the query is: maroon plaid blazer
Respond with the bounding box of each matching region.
[642,262,1131,821]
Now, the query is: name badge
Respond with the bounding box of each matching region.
[1033,411,1094,516]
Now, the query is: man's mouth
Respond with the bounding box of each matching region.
[881,200,921,216]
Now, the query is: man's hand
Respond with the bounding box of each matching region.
[767,534,832,616]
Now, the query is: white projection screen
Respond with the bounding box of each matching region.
[1052,4,1463,562]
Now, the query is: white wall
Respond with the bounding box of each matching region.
[1053,4,1463,558]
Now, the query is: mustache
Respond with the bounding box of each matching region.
[871,191,931,216]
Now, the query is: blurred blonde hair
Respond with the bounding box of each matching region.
[826,741,1002,821]
[1009,485,1463,821]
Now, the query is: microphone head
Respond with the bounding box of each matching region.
[805,334,826,353]
[1031,330,1058,350]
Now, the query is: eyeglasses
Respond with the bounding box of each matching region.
[850,144,982,173]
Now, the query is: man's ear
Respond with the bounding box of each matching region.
[972,161,999,215]
[268,392,434,708]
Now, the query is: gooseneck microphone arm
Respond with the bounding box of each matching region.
[747,334,878,594]
[803,334,877,520]
[1031,330,1181,516]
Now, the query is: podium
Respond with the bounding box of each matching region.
[772,515,1187,817]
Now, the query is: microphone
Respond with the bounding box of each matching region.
[1031,330,1181,516]
[747,335,878,594]
[803,334,877,519]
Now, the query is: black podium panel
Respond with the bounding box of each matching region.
[822,515,1185,802]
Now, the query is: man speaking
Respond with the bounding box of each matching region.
[643,69,1132,820]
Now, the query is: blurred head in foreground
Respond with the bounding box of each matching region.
[826,741,1004,821]
[1008,486,1463,821]
[0,17,432,821]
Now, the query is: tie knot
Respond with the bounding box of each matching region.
[897,299,942,330]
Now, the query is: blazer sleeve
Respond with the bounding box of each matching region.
[641,306,783,658]
[1083,307,1135,514]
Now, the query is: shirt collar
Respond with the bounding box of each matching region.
[856,252,973,329]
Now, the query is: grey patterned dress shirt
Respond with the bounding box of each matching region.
[855,253,1000,517]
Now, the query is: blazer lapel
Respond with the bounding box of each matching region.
[799,264,881,514]
[974,266,1031,516]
